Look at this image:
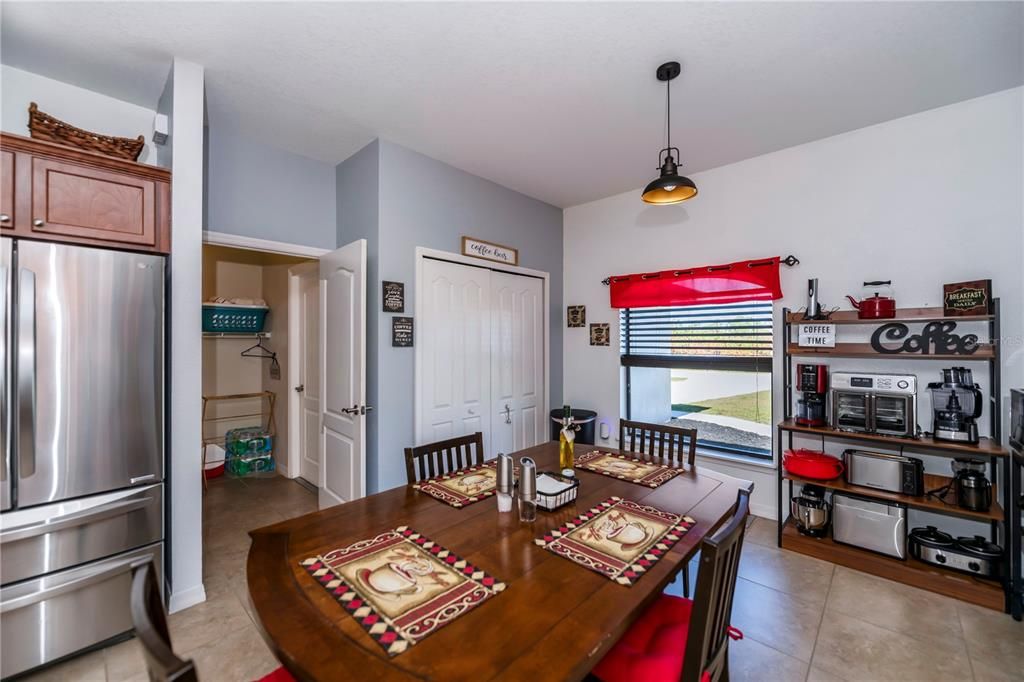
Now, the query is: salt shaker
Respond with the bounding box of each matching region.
[495,452,514,513]
[518,457,537,522]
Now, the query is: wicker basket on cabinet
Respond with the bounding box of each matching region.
[28,102,146,161]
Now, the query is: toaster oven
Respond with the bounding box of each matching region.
[830,372,918,438]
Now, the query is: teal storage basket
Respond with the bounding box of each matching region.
[202,303,268,333]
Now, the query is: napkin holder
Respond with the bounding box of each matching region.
[535,471,579,511]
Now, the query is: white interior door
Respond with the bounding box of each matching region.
[418,258,491,450]
[318,239,366,509]
[297,266,321,485]
[490,271,546,454]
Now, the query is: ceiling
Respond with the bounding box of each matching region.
[2,2,1021,208]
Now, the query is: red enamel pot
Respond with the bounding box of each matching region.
[783,449,844,481]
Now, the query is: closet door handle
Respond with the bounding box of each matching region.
[294,384,305,394]
[341,405,359,415]
[504,404,511,424]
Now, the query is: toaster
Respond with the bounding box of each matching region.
[843,449,924,496]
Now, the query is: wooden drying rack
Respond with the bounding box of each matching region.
[201,391,277,488]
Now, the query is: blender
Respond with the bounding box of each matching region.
[928,368,982,443]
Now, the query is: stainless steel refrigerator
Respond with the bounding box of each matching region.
[0,238,165,678]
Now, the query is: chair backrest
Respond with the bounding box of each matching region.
[681,488,751,682]
[618,419,698,468]
[404,432,485,484]
[131,561,199,682]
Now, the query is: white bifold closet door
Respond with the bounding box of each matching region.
[419,258,545,457]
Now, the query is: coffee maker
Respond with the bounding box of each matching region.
[796,364,828,427]
[928,367,982,443]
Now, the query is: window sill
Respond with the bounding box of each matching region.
[694,447,777,471]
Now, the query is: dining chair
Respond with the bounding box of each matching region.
[131,561,295,682]
[591,488,751,682]
[404,431,485,484]
[619,418,700,596]
[619,419,698,469]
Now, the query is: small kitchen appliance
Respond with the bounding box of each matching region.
[830,372,918,438]
[795,364,828,427]
[803,278,827,320]
[955,469,993,512]
[928,367,982,444]
[843,449,924,496]
[845,280,896,319]
[832,492,908,559]
[910,526,1002,579]
[790,485,831,538]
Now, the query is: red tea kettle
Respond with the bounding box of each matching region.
[846,280,896,319]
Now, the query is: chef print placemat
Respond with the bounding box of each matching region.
[301,527,506,656]
[535,497,695,586]
[575,450,682,488]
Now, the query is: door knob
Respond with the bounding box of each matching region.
[32,219,44,227]
[341,405,360,414]
[504,404,512,424]
[0,214,10,223]
[294,384,305,393]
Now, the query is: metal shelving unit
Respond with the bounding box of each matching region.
[776,300,1021,618]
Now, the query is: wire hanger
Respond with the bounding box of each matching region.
[241,336,280,373]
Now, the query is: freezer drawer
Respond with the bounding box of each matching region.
[0,541,162,678]
[0,484,162,585]
[833,492,907,560]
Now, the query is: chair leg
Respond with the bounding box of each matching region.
[682,563,690,598]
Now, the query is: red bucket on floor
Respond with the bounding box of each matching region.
[204,461,225,480]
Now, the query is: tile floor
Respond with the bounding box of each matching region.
[23,475,1024,682]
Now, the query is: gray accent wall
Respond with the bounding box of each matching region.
[370,140,563,492]
[205,126,337,249]
[335,140,382,492]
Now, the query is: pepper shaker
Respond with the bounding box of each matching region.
[495,452,514,513]
[518,457,537,522]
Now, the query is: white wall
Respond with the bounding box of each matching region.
[1,64,160,165]
[563,88,1024,520]
[167,58,207,614]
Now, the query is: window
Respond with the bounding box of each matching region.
[620,301,773,459]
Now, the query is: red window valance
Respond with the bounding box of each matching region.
[609,257,783,309]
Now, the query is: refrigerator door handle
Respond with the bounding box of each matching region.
[17,268,35,478]
[0,265,7,490]
[0,551,156,614]
[0,495,154,544]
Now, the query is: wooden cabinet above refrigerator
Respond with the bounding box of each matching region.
[0,133,170,254]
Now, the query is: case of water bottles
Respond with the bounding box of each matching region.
[224,426,275,477]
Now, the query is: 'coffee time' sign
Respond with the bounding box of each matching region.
[461,237,518,266]
[798,323,836,348]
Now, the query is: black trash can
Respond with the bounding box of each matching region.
[550,409,598,445]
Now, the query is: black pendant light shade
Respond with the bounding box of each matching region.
[642,61,697,205]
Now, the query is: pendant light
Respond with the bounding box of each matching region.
[641,61,697,204]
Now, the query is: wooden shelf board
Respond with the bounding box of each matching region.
[786,308,994,325]
[777,419,1008,457]
[783,472,1003,522]
[779,519,1004,612]
[786,343,994,360]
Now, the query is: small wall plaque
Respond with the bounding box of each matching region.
[462,236,518,266]
[567,305,586,328]
[392,317,414,347]
[798,323,836,348]
[383,281,405,313]
[590,323,610,346]
[943,279,992,316]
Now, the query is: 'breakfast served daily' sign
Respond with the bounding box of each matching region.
[462,236,519,266]
[798,323,836,348]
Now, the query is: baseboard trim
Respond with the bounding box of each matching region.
[750,501,777,521]
[168,583,207,614]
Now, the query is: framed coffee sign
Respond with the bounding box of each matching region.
[382,281,405,313]
[462,236,518,266]
[943,280,992,316]
[567,305,586,328]
[392,317,414,347]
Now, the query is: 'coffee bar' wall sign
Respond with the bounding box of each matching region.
[462,236,518,266]
[392,317,414,347]
[383,281,405,313]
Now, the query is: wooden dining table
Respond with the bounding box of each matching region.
[246,441,753,681]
